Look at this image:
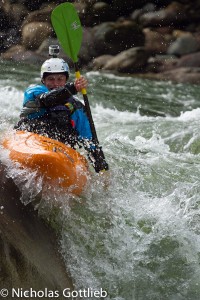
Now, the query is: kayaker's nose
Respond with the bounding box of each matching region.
[50,78,64,89]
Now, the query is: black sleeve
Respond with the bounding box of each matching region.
[35,83,77,108]
[66,82,78,95]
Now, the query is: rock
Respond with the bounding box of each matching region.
[79,28,98,64]
[131,3,157,21]
[36,37,66,58]
[103,47,150,73]
[144,28,174,55]
[176,51,200,68]
[22,0,53,11]
[159,67,200,84]
[167,33,200,56]
[1,0,26,25]
[2,2,28,25]
[21,4,56,27]
[74,0,97,6]
[140,1,188,27]
[108,0,158,17]
[92,2,114,23]
[0,162,73,292]
[76,1,115,26]
[36,28,96,67]
[91,54,114,70]
[1,45,26,59]
[0,32,7,51]
[22,22,53,50]
[1,0,200,83]
[92,22,114,55]
[36,38,58,55]
[77,0,136,17]
[2,28,21,52]
[147,55,178,73]
[0,17,9,33]
[93,20,144,55]
[74,2,94,27]
[153,26,174,35]
[1,45,46,64]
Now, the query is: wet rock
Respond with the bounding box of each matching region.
[2,2,28,25]
[21,4,55,27]
[93,20,144,55]
[144,28,174,55]
[1,45,26,59]
[92,2,114,23]
[109,0,154,16]
[1,0,200,84]
[103,47,150,73]
[140,2,188,27]
[72,2,89,26]
[22,0,61,11]
[1,28,21,52]
[176,51,200,68]
[131,3,157,22]
[91,54,114,70]
[0,162,73,292]
[36,37,63,56]
[147,55,178,73]
[0,32,6,52]
[1,45,46,64]
[79,28,98,64]
[167,33,200,56]
[22,22,53,50]
[0,4,14,31]
[159,67,200,84]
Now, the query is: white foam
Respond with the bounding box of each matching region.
[178,107,200,122]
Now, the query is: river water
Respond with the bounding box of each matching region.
[1,60,200,299]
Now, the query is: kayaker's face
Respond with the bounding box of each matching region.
[43,73,67,90]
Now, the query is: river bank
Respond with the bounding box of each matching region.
[1,0,200,84]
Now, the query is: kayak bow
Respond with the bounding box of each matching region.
[3,131,89,195]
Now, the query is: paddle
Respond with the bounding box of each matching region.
[51,3,109,172]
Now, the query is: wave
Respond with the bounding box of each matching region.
[1,62,200,299]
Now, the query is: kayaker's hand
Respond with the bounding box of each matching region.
[36,86,72,107]
[74,76,88,92]
[95,159,109,173]
[89,148,109,173]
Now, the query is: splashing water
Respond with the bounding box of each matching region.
[1,62,200,299]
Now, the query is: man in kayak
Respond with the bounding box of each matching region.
[15,55,108,173]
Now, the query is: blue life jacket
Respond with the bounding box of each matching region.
[22,84,92,140]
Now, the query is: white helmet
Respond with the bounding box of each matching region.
[41,58,70,79]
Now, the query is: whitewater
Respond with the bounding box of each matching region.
[1,60,200,299]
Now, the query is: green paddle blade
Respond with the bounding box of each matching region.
[51,3,82,63]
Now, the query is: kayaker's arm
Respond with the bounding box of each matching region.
[20,83,78,118]
[35,83,77,108]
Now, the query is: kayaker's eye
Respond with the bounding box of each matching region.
[57,76,66,81]
[46,76,55,81]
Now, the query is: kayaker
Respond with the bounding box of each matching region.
[14,54,108,173]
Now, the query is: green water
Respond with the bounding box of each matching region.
[1,61,200,299]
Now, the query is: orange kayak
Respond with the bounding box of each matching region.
[2,131,89,195]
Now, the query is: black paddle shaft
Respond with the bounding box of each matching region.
[74,62,108,162]
[74,62,98,143]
